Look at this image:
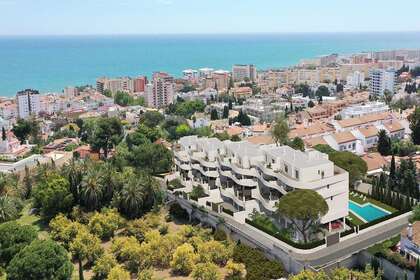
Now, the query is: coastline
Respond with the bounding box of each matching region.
[1,31,420,96]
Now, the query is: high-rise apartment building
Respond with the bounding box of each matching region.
[232,64,257,82]
[16,89,41,119]
[369,68,396,95]
[146,72,175,108]
[133,76,147,93]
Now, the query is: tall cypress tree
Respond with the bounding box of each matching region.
[415,259,420,280]
[389,155,396,190]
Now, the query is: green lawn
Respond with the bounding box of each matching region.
[16,202,49,239]
[349,194,397,213]
[347,212,365,226]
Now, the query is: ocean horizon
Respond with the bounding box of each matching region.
[1,31,420,97]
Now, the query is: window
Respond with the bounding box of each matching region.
[330,196,333,201]
[284,164,288,173]
[327,184,330,189]
[321,171,325,178]
[295,170,299,179]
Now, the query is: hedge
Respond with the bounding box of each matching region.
[222,207,233,216]
[340,228,355,238]
[245,219,325,250]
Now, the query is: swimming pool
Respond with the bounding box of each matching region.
[349,201,390,222]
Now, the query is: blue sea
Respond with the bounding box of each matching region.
[1,32,420,97]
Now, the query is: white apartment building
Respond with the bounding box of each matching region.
[340,102,389,119]
[182,69,199,82]
[369,68,396,95]
[198,68,214,79]
[146,72,175,108]
[174,136,349,238]
[16,89,41,119]
[232,64,257,82]
[346,71,365,89]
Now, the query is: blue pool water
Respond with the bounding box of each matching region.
[349,201,389,222]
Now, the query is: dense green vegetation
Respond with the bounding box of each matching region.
[313,144,368,186]
[113,91,145,106]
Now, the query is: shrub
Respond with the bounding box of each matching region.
[197,240,232,266]
[213,229,227,241]
[245,219,325,249]
[170,243,197,275]
[92,253,118,280]
[225,259,246,280]
[191,262,221,280]
[88,208,124,240]
[137,269,156,280]
[232,244,285,280]
[106,265,131,280]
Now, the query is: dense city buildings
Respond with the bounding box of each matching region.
[16,89,40,119]
[232,64,257,82]
[146,72,175,108]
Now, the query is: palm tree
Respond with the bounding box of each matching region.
[140,173,163,211]
[99,162,121,205]
[0,195,20,222]
[62,159,85,204]
[80,167,104,211]
[118,177,145,219]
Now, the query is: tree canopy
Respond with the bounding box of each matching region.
[0,221,37,266]
[276,189,328,243]
[409,107,420,145]
[271,114,289,146]
[6,239,73,280]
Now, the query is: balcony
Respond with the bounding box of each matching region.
[251,188,277,212]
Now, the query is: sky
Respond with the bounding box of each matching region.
[0,0,419,35]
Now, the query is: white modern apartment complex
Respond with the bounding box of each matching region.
[340,102,389,119]
[369,68,396,95]
[16,89,41,119]
[232,64,257,82]
[174,136,349,234]
[146,72,175,108]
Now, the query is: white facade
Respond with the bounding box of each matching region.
[346,71,365,89]
[174,136,349,230]
[16,89,41,119]
[369,68,396,95]
[232,64,257,82]
[340,102,389,119]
